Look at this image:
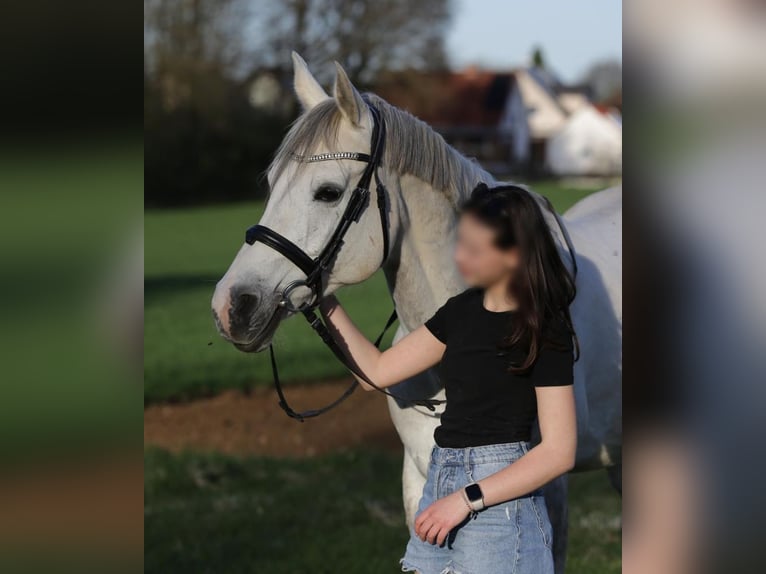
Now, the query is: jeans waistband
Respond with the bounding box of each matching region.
[430,441,530,465]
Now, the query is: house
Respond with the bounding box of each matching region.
[376,66,603,176]
[547,105,622,176]
[375,67,516,172]
[498,67,587,173]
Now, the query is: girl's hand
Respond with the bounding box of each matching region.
[414,491,471,545]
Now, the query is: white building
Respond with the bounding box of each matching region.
[547,106,622,176]
[378,66,621,176]
[499,67,607,174]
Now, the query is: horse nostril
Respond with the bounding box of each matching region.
[227,286,262,338]
[232,293,258,318]
[235,292,259,314]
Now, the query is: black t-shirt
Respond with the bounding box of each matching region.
[425,287,574,448]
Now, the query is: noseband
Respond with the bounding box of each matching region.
[244,101,443,420]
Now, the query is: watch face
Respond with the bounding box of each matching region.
[465,483,483,502]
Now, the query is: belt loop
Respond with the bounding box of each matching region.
[464,447,472,480]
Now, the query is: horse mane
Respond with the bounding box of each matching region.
[268,93,492,208]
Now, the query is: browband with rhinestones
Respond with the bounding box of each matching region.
[291,151,371,163]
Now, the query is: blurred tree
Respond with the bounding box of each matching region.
[143,0,454,206]
[144,0,249,113]
[145,0,285,206]
[532,46,546,69]
[257,0,452,86]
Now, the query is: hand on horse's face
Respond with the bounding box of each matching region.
[414,491,470,546]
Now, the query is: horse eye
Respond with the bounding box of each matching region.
[313,185,343,203]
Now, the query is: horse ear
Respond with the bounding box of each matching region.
[292,51,328,110]
[333,62,366,126]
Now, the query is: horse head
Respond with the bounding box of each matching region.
[212,53,388,352]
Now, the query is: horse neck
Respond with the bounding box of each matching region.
[367,98,496,329]
[382,170,494,332]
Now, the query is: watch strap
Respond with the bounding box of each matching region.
[459,489,474,514]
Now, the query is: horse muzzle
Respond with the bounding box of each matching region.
[212,285,285,352]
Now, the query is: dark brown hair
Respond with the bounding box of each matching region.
[461,183,579,373]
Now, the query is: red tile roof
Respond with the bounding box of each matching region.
[375,68,517,128]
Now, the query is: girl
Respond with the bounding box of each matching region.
[319,183,578,574]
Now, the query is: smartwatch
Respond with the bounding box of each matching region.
[463,482,485,512]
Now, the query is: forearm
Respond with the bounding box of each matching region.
[478,441,575,507]
[320,295,445,389]
[320,296,385,387]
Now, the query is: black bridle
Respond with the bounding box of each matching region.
[245,102,443,421]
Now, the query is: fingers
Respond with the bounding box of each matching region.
[415,512,436,543]
[414,510,427,532]
[435,526,449,546]
[425,524,442,544]
[415,517,449,545]
[414,511,428,538]
[417,518,434,542]
[415,508,456,545]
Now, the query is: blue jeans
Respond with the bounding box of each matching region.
[401,441,554,574]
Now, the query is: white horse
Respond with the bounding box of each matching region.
[212,53,622,573]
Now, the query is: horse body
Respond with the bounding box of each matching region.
[564,188,622,470]
[212,53,621,574]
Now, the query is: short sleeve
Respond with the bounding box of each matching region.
[424,297,454,343]
[529,319,574,387]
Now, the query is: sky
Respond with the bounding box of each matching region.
[446,0,622,83]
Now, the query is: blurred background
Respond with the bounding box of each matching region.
[144,1,622,573]
[0,0,142,571]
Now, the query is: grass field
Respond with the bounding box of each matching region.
[145,182,601,403]
[144,448,621,574]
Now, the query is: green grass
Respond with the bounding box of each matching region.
[144,182,601,403]
[567,470,623,573]
[528,182,601,212]
[144,448,621,574]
